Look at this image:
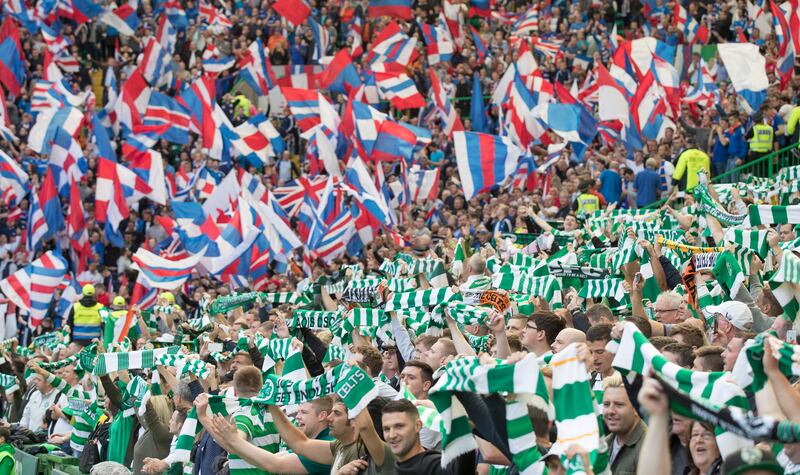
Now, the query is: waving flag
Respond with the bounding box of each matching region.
[308,18,329,61]
[239,39,277,96]
[408,166,440,203]
[453,131,523,199]
[99,3,140,36]
[673,1,708,43]
[39,168,63,239]
[631,71,670,140]
[132,247,205,289]
[67,179,90,272]
[420,22,454,65]
[365,21,417,67]
[470,73,488,133]
[271,0,310,25]
[28,106,84,155]
[281,87,321,132]
[59,0,104,23]
[143,91,190,144]
[375,72,425,109]
[319,49,361,94]
[0,37,25,96]
[199,0,232,29]
[683,59,718,107]
[428,70,464,135]
[717,43,769,114]
[26,184,47,253]
[231,114,285,166]
[596,63,630,125]
[0,251,68,327]
[0,150,29,205]
[532,103,598,159]
[771,0,796,89]
[511,5,538,36]
[469,25,488,62]
[49,128,88,199]
[171,201,221,256]
[95,157,153,232]
[368,0,412,19]
[138,38,170,86]
[162,0,188,29]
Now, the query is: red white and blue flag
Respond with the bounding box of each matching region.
[271,0,310,26]
[67,179,90,273]
[420,21,454,65]
[368,0,412,20]
[99,3,140,36]
[132,247,205,289]
[453,131,524,200]
[408,166,440,203]
[673,1,708,44]
[0,251,68,327]
[49,128,88,197]
[375,72,426,109]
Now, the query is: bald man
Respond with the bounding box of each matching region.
[551,328,586,354]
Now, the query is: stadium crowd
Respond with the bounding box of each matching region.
[1,0,800,473]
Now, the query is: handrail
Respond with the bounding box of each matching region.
[641,143,800,209]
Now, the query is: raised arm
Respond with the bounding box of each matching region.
[352,405,389,467]
[635,377,671,475]
[267,405,334,464]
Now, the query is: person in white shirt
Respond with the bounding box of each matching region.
[352,345,399,400]
[18,374,60,433]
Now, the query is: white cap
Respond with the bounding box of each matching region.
[706,301,753,330]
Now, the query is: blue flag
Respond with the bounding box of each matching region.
[470,73,488,133]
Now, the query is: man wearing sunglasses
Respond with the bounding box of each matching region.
[707,301,753,347]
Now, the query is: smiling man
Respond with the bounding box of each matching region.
[603,374,647,473]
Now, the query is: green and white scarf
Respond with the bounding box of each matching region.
[289,310,341,329]
[731,333,800,394]
[445,303,489,326]
[400,384,441,431]
[452,238,466,279]
[724,228,770,259]
[384,288,457,312]
[125,375,151,417]
[712,251,745,298]
[551,344,608,475]
[0,374,18,394]
[610,323,752,457]
[429,354,549,469]
[93,346,182,376]
[748,204,800,225]
[772,251,800,286]
[694,185,747,225]
[578,278,626,301]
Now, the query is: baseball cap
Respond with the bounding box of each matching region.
[706,301,753,330]
[113,296,126,307]
[722,447,782,475]
[82,284,95,297]
[160,291,175,304]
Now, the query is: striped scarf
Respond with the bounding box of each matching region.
[547,263,608,280]
[551,344,609,474]
[772,251,800,285]
[748,204,800,225]
[378,259,398,277]
[407,259,448,287]
[445,303,488,326]
[610,322,752,457]
[259,292,305,305]
[0,374,18,394]
[732,333,800,394]
[93,346,182,376]
[384,288,457,312]
[694,185,747,225]
[429,354,549,470]
[578,278,626,301]
[207,292,262,316]
[452,238,466,279]
[724,228,770,258]
[401,384,441,431]
[125,376,151,417]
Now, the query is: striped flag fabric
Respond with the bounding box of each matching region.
[0,149,29,205]
[724,228,769,258]
[368,0,413,20]
[384,288,456,311]
[374,73,424,109]
[137,38,171,87]
[280,87,321,132]
[39,168,63,240]
[95,157,153,234]
[0,251,68,327]
[142,91,190,144]
[420,21,454,65]
[673,1,708,43]
[511,5,538,36]
[132,246,205,289]
[239,39,277,96]
[68,179,90,272]
[25,183,48,254]
[469,25,488,62]
[366,22,418,67]
[578,278,626,301]
[717,43,768,114]
[453,131,523,200]
[319,49,361,94]
[49,128,88,197]
[0,36,25,96]
[99,3,140,36]
[428,69,463,135]
[308,18,329,61]
[231,114,285,166]
[748,204,800,225]
[408,166,439,203]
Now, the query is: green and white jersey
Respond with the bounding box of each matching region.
[45,374,100,453]
[230,406,280,475]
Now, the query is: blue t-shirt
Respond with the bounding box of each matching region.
[633,169,661,207]
[727,126,746,158]
[599,169,622,204]
[711,136,729,164]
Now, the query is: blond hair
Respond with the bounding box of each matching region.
[148,395,175,427]
[602,372,624,390]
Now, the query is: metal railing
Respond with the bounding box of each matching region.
[642,143,800,209]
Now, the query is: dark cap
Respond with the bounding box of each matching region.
[722,447,782,475]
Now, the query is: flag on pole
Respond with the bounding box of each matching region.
[453,131,523,200]
[0,251,68,327]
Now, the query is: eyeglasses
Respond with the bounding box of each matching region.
[526,324,540,331]
[654,308,679,314]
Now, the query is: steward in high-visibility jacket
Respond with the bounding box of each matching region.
[573,181,601,215]
[66,284,104,346]
[749,123,774,154]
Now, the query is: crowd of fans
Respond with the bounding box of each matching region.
[1,0,800,474]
